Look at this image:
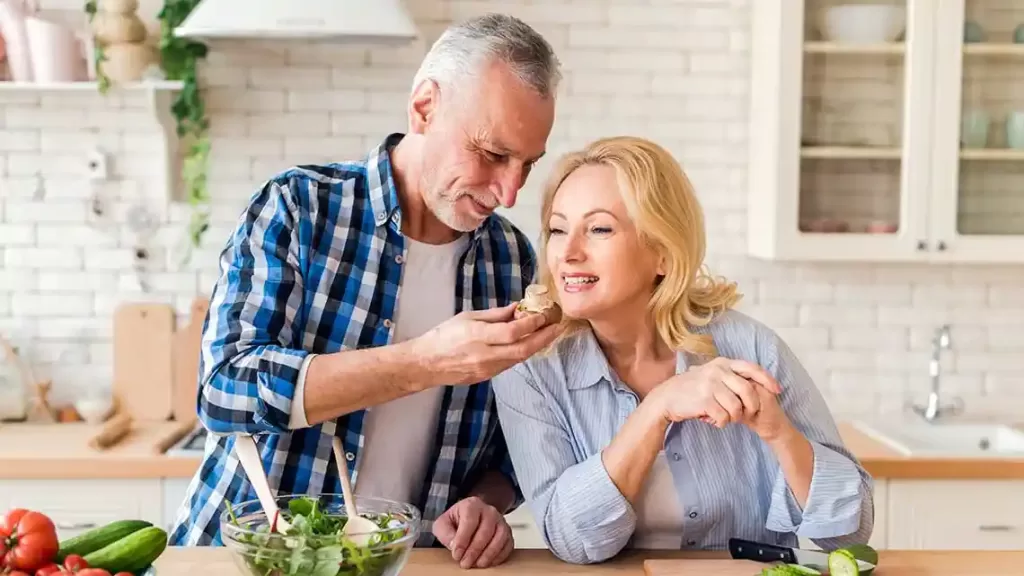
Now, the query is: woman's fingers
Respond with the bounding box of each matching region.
[712,386,744,423]
[728,359,782,394]
[722,371,760,416]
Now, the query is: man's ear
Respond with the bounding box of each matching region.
[409,79,440,135]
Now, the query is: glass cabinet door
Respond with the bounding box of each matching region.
[795,0,932,258]
[931,0,1024,260]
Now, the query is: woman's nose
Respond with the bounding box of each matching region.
[561,229,586,262]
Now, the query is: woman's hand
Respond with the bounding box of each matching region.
[651,357,783,429]
[738,381,794,442]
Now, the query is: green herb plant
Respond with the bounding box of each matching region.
[226,496,410,576]
[83,0,111,93]
[157,0,211,253]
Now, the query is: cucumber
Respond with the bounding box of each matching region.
[57,519,153,561]
[828,549,860,576]
[761,565,822,576]
[83,526,168,575]
[833,543,879,576]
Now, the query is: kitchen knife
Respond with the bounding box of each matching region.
[728,538,875,571]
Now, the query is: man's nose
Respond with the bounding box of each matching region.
[495,165,528,208]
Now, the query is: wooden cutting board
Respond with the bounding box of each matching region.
[113,303,175,421]
[172,297,209,423]
[644,559,765,575]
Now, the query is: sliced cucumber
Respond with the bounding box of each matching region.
[760,564,822,576]
[828,548,860,576]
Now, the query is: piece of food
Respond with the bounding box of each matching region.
[57,520,152,562]
[760,564,821,575]
[1,509,60,572]
[81,526,166,575]
[514,284,562,325]
[829,544,878,576]
[827,548,860,576]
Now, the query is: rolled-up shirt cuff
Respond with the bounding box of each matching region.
[767,440,865,539]
[287,353,317,429]
[546,451,635,560]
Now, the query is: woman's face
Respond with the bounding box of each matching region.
[545,163,663,322]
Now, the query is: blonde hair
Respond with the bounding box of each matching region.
[538,136,741,357]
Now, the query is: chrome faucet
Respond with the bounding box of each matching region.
[911,324,962,422]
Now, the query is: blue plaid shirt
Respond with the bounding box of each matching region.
[169,133,536,547]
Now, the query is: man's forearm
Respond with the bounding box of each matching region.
[301,340,433,426]
[467,470,517,514]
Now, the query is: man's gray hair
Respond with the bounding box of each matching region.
[411,13,562,99]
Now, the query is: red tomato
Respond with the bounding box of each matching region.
[75,569,111,576]
[35,563,63,576]
[63,554,88,572]
[1,509,60,572]
[9,571,34,576]
[113,573,133,576]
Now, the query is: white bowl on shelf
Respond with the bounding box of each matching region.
[820,4,906,44]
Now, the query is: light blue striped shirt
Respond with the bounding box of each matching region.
[492,309,874,564]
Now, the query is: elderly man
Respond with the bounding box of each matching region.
[169,13,562,570]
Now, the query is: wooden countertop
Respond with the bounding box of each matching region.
[2,420,1024,480]
[152,547,1024,575]
[0,421,201,479]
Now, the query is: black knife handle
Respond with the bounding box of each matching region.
[728,538,797,564]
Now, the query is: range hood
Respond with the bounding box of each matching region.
[174,0,418,43]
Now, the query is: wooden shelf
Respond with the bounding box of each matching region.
[960,148,1024,161]
[804,42,905,55]
[0,80,184,91]
[963,43,1024,57]
[801,146,902,160]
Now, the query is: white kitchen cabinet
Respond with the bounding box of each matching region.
[749,0,1024,263]
[505,505,547,550]
[0,479,163,541]
[887,479,1024,549]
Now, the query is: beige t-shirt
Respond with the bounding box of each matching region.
[632,451,686,548]
[290,234,469,504]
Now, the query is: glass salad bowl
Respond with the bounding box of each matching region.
[221,494,420,576]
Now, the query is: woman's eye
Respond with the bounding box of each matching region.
[591,226,612,235]
[547,227,566,235]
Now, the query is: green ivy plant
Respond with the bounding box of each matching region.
[85,0,212,255]
[158,0,211,252]
[83,0,111,93]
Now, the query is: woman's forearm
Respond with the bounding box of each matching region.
[600,396,669,503]
[766,422,815,507]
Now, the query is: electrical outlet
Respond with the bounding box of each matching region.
[87,147,109,181]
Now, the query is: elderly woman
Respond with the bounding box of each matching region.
[492,136,873,565]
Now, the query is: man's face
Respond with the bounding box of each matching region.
[412,61,555,232]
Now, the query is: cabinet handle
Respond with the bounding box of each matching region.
[937,241,947,251]
[978,524,1016,532]
[916,240,927,251]
[56,521,98,530]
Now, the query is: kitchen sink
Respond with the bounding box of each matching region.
[851,420,1024,458]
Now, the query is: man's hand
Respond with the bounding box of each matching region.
[409,302,563,388]
[432,496,514,569]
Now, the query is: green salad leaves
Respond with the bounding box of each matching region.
[227,497,410,576]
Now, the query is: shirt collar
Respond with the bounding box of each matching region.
[365,132,496,241]
[564,326,697,390]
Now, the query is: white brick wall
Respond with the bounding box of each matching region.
[0,0,1022,418]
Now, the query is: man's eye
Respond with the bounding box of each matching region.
[483,150,506,163]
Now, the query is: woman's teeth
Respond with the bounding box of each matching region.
[564,276,599,285]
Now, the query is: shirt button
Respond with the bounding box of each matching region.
[345,452,355,462]
[689,511,698,519]
[376,213,387,224]
[382,319,392,328]
[672,452,682,461]
[395,254,404,264]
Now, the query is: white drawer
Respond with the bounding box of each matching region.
[505,505,546,549]
[0,479,163,540]
[887,480,1024,550]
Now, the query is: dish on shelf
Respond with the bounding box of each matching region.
[819,4,906,44]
